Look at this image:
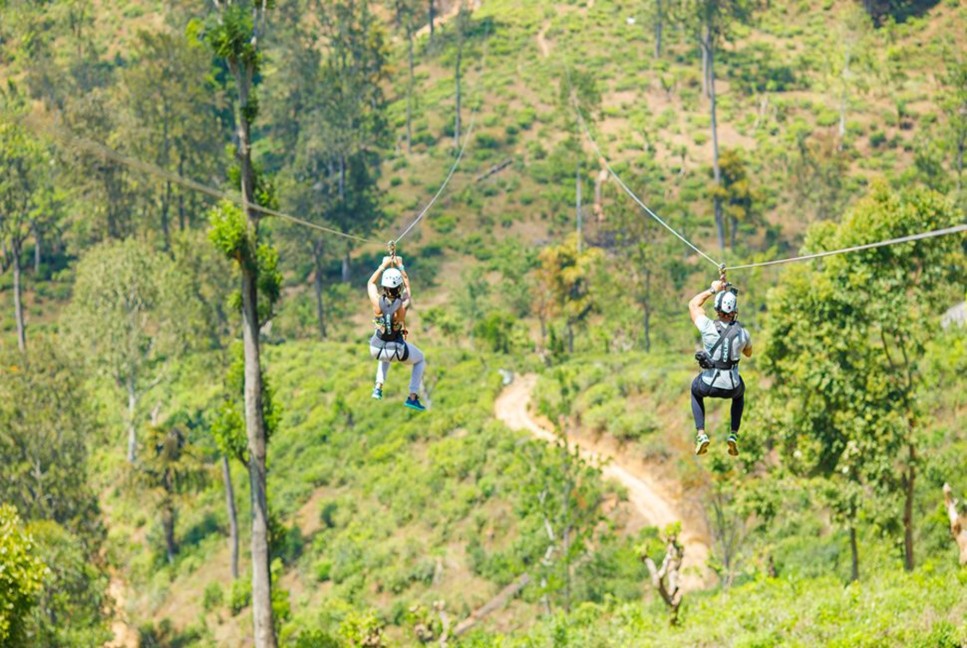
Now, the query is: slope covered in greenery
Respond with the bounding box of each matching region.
[0,0,964,646]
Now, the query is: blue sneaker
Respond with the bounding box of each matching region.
[372,385,383,400]
[695,433,710,456]
[404,396,426,412]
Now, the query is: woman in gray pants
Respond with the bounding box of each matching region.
[367,255,427,411]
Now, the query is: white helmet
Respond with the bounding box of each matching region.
[715,290,737,314]
[381,268,404,289]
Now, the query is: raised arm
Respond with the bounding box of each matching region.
[368,258,392,313]
[689,280,725,324]
[400,267,412,308]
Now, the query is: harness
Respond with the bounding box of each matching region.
[695,320,742,376]
[708,320,742,370]
[373,296,409,361]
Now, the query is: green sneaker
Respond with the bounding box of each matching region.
[371,385,383,400]
[727,434,739,457]
[695,433,710,456]
[404,396,427,412]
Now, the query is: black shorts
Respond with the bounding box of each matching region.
[691,374,745,400]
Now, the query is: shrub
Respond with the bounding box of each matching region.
[229,578,251,615]
[202,582,223,612]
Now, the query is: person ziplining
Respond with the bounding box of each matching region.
[688,274,752,457]
[367,250,427,412]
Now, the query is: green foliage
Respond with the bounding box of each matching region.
[761,182,966,571]
[0,343,102,541]
[202,3,262,72]
[208,200,251,266]
[25,520,112,647]
[134,417,210,563]
[229,577,252,616]
[0,505,46,646]
[210,341,281,466]
[201,582,223,612]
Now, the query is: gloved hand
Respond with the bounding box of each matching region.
[382,255,405,271]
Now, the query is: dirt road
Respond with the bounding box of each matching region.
[494,374,711,590]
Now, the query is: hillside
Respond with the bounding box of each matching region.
[0,0,965,647]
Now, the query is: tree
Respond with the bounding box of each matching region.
[453,1,470,150]
[713,147,758,251]
[133,414,209,564]
[25,520,112,647]
[674,0,757,253]
[823,5,872,147]
[639,523,684,625]
[600,181,679,352]
[204,1,280,642]
[120,29,225,247]
[388,0,422,153]
[536,234,602,354]
[269,0,389,335]
[0,343,110,643]
[0,116,52,353]
[516,431,606,614]
[762,183,966,574]
[211,342,282,581]
[940,53,967,196]
[0,342,104,547]
[64,239,199,462]
[0,505,46,647]
[651,0,666,58]
[59,89,139,243]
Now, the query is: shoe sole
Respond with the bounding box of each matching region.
[695,439,710,455]
[727,440,739,456]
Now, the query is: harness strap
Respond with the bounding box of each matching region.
[708,321,741,385]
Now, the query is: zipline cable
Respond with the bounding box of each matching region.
[560,62,723,269]
[23,115,380,244]
[724,223,967,271]
[393,18,492,245]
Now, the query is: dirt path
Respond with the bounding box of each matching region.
[536,21,550,58]
[105,574,138,648]
[494,374,711,590]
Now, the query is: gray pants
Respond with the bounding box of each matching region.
[370,342,425,395]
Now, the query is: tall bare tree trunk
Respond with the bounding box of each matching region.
[12,243,26,354]
[162,502,177,564]
[32,226,41,274]
[223,454,240,580]
[341,249,351,283]
[454,23,463,151]
[643,268,651,353]
[849,523,859,582]
[575,162,582,254]
[235,63,277,648]
[701,38,709,98]
[956,137,964,194]
[705,27,725,253]
[126,375,138,463]
[162,180,172,252]
[428,0,435,42]
[406,25,415,154]
[903,443,916,572]
[654,0,663,58]
[312,239,328,339]
[178,159,187,231]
